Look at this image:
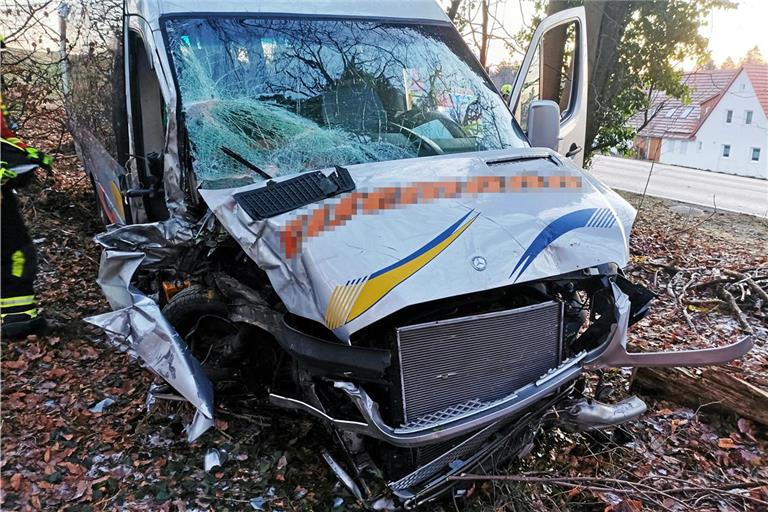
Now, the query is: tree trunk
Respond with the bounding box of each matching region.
[541,1,633,159]
[583,1,633,157]
[447,0,462,22]
[633,365,768,426]
[540,1,569,105]
[478,0,490,68]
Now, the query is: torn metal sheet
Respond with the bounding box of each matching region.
[186,410,215,443]
[88,397,116,413]
[204,448,222,471]
[200,148,637,341]
[94,214,211,269]
[85,250,214,427]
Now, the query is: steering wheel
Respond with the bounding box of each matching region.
[389,121,444,156]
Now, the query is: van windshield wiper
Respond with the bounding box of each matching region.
[220,146,272,180]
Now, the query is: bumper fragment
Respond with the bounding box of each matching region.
[584,282,753,369]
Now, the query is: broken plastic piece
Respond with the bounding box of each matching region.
[233,166,355,220]
[558,396,647,432]
[372,497,396,511]
[185,410,215,443]
[203,449,221,472]
[322,451,364,501]
[88,397,115,413]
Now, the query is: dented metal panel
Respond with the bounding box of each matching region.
[200,148,637,340]
[84,250,214,439]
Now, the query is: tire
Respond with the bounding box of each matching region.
[161,285,229,339]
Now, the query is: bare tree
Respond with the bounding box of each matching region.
[444,0,524,70]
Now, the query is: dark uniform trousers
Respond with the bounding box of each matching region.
[1,185,38,319]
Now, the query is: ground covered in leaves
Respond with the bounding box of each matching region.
[1,143,767,511]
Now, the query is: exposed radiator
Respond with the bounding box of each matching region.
[396,301,562,423]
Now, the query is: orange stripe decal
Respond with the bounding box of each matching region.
[279,173,583,258]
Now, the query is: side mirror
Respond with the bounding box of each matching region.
[527,100,560,151]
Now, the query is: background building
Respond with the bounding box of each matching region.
[630,65,767,179]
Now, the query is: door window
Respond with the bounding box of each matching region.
[515,20,579,132]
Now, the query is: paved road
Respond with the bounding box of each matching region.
[589,156,768,218]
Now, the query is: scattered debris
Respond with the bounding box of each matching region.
[249,497,267,510]
[203,449,221,472]
[372,497,397,510]
[88,397,115,413]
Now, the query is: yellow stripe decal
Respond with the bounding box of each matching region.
[324,211,478,329]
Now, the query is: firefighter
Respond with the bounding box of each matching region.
[1,37,53,339]
[500,83,513,104]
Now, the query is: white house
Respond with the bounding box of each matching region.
[631,65,768,179]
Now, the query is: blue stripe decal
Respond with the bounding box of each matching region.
[510,207,616,281]
[370,209,475,279]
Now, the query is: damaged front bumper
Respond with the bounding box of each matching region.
[270,280,753,448]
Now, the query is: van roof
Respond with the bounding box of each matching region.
[127,0,450,24]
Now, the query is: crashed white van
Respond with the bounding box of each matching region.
[67,0,752,507]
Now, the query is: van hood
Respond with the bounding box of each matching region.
[200,148,636,340]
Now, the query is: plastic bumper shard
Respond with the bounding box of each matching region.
[85,250,214,440]
[584,282,754,369]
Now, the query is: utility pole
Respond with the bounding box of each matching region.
[58,1,71,96]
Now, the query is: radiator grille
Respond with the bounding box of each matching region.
[396,301,562,423]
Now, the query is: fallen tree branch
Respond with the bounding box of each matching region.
[448,474,691,510]
[689,277,730,290]
[447,474,768,507]
[719,286,755,334]
[634,365,768,426]
[723,269,768,303]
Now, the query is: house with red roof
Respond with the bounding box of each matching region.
[630,65,767,179]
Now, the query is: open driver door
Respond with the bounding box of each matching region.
[506,7,588,167]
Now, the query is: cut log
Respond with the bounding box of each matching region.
[633,365,768,426]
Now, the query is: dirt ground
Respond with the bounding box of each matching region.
[1,149,766,511]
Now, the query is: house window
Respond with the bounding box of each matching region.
[752,147,761,162]
[725,110,733,123]
[722,144,731,157]
[680,106,694,118]
[665,107,677,118]
[697,141,703,151]
[745,110,753,125]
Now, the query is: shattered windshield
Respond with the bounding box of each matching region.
[165,17,527,188]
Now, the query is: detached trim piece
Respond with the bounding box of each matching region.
[276,320,391,381]
[234,166,355,219]
[585,282,753,369]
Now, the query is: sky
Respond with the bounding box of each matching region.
[479,0,768,69]
[4,0,767,69]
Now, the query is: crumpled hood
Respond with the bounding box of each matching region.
[200,148,636,340]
